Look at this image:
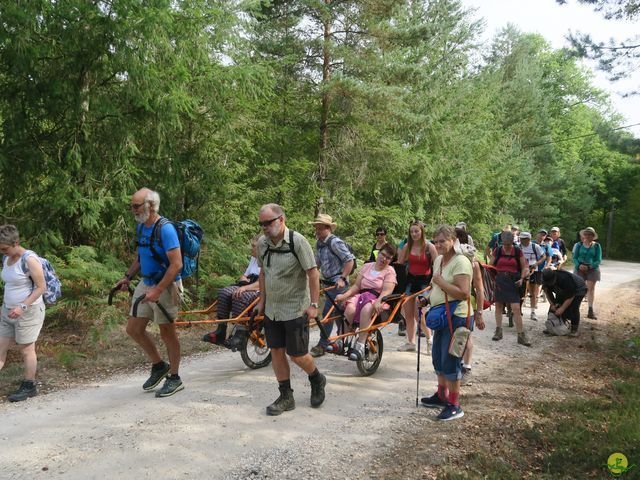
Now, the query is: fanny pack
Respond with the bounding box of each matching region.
[426,300,460,330]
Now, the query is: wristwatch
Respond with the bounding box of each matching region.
[310,302,319,308]
[18,303,28,311]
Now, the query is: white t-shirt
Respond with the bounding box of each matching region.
[520,242,544,267]
[243,256,261,278]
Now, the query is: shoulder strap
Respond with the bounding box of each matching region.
[146,218,168,268]
[289,229,300,263]
[20,250,36,275]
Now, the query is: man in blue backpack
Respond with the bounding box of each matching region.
[117,188,184,398]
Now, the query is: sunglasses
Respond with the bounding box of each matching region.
[130,202,146,210]
[258,215,282,227]
[376,232,386,236]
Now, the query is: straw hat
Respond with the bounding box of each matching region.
[308,213,337,230]
[580,226,598,240]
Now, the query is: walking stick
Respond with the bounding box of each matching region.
[416,304,423,407]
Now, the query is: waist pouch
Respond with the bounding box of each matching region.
[426,300,461,330]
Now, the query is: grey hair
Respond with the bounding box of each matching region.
[260,203,285,217]
[501,230,514,243]
[0,224,20,245]
[144,190,160,213]
[433,224,457,241]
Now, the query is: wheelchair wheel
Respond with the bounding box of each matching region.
[240,325,272,369]
[357,329,383,376]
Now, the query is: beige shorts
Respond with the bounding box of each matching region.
[129,280,183,324]
[0,303,46,344]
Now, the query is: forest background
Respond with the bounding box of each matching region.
[1,0,639,316]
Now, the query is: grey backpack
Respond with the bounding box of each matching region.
[545,312,569,336]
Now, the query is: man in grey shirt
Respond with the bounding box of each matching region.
[256,203,326,415]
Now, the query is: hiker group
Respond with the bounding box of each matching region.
[0,188,603,422]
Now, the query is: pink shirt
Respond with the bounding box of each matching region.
[358,262,397,293]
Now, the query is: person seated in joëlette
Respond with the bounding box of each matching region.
[334,243,397,361]
[202,235,261,349]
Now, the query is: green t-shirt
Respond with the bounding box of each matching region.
[429,253,472,318]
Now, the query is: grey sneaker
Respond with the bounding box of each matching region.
[8,381,37,402]
[155,376,184,397]
[266,389,295,416]
[310,372,326,408]
[142,362,170,391]
[530,311,538,321]
[492,327,503,341]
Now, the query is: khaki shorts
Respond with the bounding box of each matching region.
[0,303,46,344]
[129,280,183,324]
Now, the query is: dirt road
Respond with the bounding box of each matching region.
[1,260,638,479]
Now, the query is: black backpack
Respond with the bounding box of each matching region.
[326,235,357,276]
[261,230,300,267]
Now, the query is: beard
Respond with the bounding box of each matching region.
[134,205,151,224]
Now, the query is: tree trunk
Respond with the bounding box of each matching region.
[317,0,332,215]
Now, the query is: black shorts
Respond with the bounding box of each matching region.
[528,271,543,284]
[264,315,309,357]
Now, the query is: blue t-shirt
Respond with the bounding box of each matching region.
[137,220,181,285]
[533,241,552,271]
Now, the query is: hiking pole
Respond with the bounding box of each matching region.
[416,304,423,407]
[132,294,173,323]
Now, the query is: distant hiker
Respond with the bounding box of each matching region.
[455,222,475,248]
[202,235,261,349]
[542,269,587,337]
[519,232,546,321]
[491,230,531,346]
[573,227,602,320]
[116,188,184,398]
[0,225,46,402]
[549,227,567,268]
[396,221,437,352]
[367,227,388,263]
[308,214,354,357]
[255,204,326,415]
[419,225,472,421]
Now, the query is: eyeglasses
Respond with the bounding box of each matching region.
[258,215,282,227]
[379,252,392,261]
[130,202,145,210]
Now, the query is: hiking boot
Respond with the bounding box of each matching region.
[517,331,532,347]
[421,392,447,409]
[266,388,295,416]
[398,319,406,336]
[310,344,325,358]
[224,330,248,352]
[348,341,365,361]
[492,327,503,341]
[397,342,416,352]
[587,308,597,319]
[437,403,464,421]
[309,372,326,408]
[530,311,538,321]
[155,376,184,397]
[569,326,579,337]
[8,381,37,402]
[142,361,170,391]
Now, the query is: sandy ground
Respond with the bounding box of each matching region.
[1,260,638,480]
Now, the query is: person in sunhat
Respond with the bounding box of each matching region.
[572,227,602,319]
[308,213,355,357]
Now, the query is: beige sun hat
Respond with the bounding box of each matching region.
[580,226,598,240]
[308,213,337,230]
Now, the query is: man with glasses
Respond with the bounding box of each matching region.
[116,188,184,397]
[308,213,354,357]
[255,204,326,415]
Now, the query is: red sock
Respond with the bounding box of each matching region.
[449,391,459,406]
[437,385,448,402]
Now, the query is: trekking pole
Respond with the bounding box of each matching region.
[416,304,423,407]
[107,285,134,306]
[132,294,173,323]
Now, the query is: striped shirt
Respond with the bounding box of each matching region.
[257,227,317,321]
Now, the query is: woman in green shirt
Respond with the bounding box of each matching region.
[572,227,602,320]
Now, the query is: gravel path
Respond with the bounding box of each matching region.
[1,260,637,480]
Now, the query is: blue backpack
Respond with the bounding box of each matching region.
[142,217,204,278]
[21,250,62,305]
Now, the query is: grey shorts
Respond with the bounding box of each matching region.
[575,268,601,283]
[129,281,183,324]
[0,303,46,344]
